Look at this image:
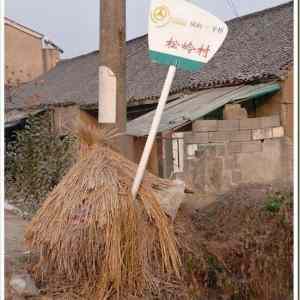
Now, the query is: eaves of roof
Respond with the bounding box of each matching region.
[127,82,281,136]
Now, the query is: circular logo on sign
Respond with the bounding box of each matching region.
[151,5,171,27]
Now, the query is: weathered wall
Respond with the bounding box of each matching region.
[223,103,248,120]
[5,24,44,84]
[255,90,282,117]
[5,24,61,85]
[281,69,293,139]
[255,70,293,139]
[42,48,60,73]
[184,116,293,194]
[53,105,80,136]
[52,107,138,166]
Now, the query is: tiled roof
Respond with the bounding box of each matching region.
[6,1,293,111]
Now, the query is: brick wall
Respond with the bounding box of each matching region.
[184,115,293,194]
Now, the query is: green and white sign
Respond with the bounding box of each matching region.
[132,1,229,201]
[148,0,228,71]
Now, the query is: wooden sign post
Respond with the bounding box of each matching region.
[132,0,228,199]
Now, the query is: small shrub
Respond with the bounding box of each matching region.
[5,111,77,214]
[264,192,285,213]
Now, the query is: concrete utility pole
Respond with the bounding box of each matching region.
[99,0,127,149]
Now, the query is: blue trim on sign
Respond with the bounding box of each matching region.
[149,50,205,71]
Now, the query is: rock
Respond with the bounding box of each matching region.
[5,201,30,219]
[9,272,39,297]
[4,202,22,215]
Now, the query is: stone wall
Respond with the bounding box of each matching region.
[184,115,293,194]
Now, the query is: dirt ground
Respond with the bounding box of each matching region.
[182,183,293,300]
[5,212,28,262]
[4,183,293,300]
[5,211,29,300]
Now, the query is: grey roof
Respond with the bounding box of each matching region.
[6,1,293,112]
[127,82,281,136]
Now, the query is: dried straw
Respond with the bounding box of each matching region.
[25,112,182,299]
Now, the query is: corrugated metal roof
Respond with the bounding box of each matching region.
[127,82,280,137]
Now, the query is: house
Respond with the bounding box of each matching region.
[5,17,63,86]
[127,2,294,187]
[5,2,294,187]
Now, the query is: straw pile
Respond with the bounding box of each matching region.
[25,112,182,299]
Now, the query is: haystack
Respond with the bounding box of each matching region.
[25,112,183,299]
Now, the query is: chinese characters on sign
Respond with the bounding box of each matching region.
[149,0,228,70]
[165,37,180,49]
[190,21,225,34]
[182,41,196,54]
[165,37,210,58]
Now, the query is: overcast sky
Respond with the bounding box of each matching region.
[6,0,291,58]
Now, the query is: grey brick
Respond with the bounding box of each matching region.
[199,144,217,157]
[228,142,242,153]
[195,149,205,158]
[230,130,252,142]
[209,132,231,143]
[225,156,237,169]
[262,138,282,151]
[241,141,262,153]
[272,126,285,138]
[184,132,209,144]
[239,118,261,130]
[193,120,218,132]
[232,170,242,183]
[218,120,239,131]
[186,144,198,156]
[216,144,226,156]
[252,128,273,140]
[260,115,281,128]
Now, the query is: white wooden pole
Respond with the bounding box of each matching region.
[132,65,176,200]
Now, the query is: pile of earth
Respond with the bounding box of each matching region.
[176,183,293,300]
